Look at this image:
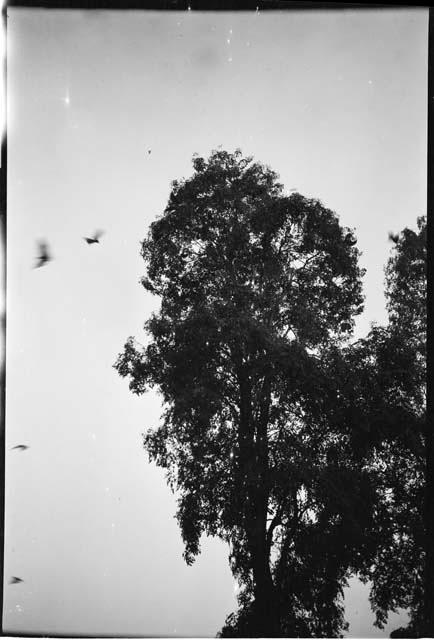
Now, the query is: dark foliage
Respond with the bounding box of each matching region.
[115,148,426,636]
[349,218,426,637]
[115,149,373,636]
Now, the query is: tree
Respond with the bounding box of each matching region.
[114,149,367,636]
[348,217,426,637]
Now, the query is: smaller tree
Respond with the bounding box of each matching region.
[348,218,426,636]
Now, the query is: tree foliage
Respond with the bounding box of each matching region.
[349,217,426,636]
[115,149,373,636]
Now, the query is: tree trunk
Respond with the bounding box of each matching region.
[250,520,280,637]
[250,375,281,637]
[236,364,280,636]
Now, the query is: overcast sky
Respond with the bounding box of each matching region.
[3,7,427,637]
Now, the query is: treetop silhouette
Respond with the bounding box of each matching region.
[115,149,372,636]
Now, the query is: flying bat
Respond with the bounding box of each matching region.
[34,241,51,268]
[11,445,29,451]
[10,577,23,584]
[84,231,104,245]
[388,232,399,244]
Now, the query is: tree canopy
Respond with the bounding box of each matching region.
[115,149,373,636]
[353,217,427,637]
[115,149,426,637]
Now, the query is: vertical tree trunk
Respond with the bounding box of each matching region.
[250,516,280,637]
[252,549,278,636]
[250,374,281,637]
[236,363,280,636]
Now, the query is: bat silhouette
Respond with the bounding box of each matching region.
[34,241,51,268]
[147,148,152,155]
[388,232,399,244]
[11,445,29,451]
[10,577,23,584]
[84,231,104,245]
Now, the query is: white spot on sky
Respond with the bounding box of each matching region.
[229,29,233,35]
[15,604,23,613]
[63,91,70,106]
[91,433,96,440]
[368,79,373,85]
[227,39,231,45]
[246,41,251,47]
[111,522,115,528]
[228,57,232,63]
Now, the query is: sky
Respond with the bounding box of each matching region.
[3,6,427,637]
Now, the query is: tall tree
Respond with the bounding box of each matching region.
[384,216,426,636]
[350,217,426,637]
[115,149,366,636]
